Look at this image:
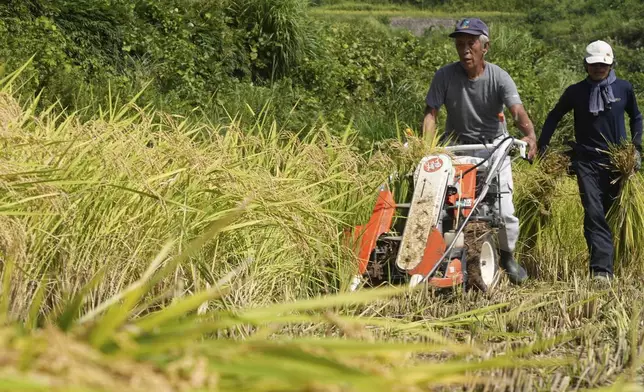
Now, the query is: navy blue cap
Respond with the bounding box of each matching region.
[449,18,489,38]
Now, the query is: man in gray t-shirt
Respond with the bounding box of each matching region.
[422,17,537,285]
[426,61,523,144]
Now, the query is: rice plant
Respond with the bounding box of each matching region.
[512,149,586,279]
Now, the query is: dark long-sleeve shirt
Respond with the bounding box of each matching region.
[538,77,642,160]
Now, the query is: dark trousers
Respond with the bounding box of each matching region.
[573,160,621,276]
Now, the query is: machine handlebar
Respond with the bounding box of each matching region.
[443,138,530,162]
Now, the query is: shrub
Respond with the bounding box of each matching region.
[227,0,313,81]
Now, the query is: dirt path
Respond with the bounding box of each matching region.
[389,17,457,36]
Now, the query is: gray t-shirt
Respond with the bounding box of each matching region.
[425,61,522,144]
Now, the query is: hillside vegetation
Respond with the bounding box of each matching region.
[2,0,642,145]
[1,0,644,391]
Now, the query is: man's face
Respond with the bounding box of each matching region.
[454,34,486,71]
[586,62,611,81]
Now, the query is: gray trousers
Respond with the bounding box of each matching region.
[452,136,519,253]
[488,154,519,253]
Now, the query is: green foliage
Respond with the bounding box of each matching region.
[287,19,458,143]
[1,0,642,148]
[131,0,246,103]
[0,0,247,111]
[524,0,644,92]
[312,0,536,10]
[228,0,313,81]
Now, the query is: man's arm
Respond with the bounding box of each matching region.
[508,104,537,160]
[498,69,537,159]
[422,67,446,145]
[422,105,439,144]
[538,88,573,155]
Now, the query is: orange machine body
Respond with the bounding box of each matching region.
[447,164,477,218]
[408,165,474,286]
[348,186,396,274]
[351,163,478,288]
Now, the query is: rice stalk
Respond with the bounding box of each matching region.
[513,149,580,278]
[0,89,403,321]
[605,142,644,276]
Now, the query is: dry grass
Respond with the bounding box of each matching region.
[512,151,583,279]
[0,326,181,392]
[354,278,644,391]
[1,278,641,391]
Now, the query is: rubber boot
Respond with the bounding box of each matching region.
[499,250,528,285]
[591,271,612,289]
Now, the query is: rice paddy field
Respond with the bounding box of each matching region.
[0,65,643,391]
[1,0,644,389]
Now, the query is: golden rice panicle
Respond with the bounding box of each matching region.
[540,150,571,177]
[0,93,21,128]
[607,141,637,178]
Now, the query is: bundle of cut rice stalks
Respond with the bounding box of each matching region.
[605,142,644,276]
[514,149,572,247]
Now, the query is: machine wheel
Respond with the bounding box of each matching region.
[464,222,500,292]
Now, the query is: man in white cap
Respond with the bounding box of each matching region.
[422,17,537,285]
[538,40,643,282]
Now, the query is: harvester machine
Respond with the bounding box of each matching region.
[347,117,530,292]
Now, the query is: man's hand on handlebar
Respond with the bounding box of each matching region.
[521,135,537,161]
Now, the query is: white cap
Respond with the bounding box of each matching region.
[585,40,614,65]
